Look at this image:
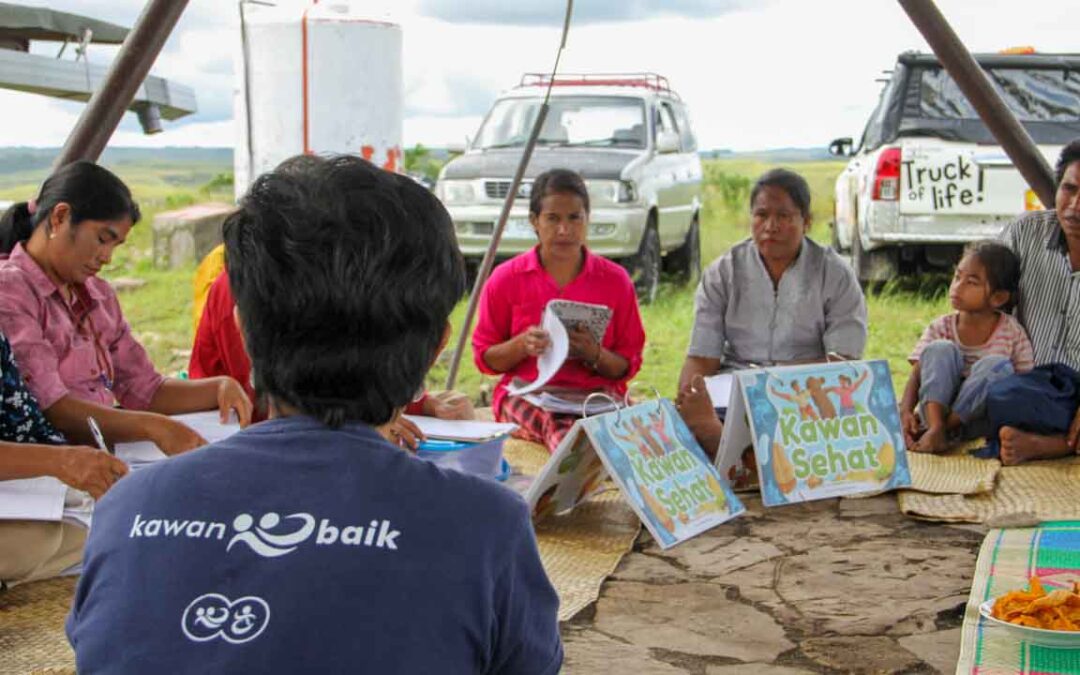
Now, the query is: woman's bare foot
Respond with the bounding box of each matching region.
[676,375,724,457]
[999,426,1070,465]
[912,425,949,453]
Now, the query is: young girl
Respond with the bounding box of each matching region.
[902,241,1034,453]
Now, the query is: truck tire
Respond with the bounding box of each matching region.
[663,215,701,287]
[622,219,661,305]
[851,226,897,288]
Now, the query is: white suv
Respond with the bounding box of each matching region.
[437,73,703,302]
[829,51,1079,283]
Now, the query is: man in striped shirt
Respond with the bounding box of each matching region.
[994,140,1080,464]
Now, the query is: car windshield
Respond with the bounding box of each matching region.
[473,96,647,150]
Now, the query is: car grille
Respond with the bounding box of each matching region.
[484,181,531,199]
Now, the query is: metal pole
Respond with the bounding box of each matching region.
[53,0,191,168]
[444,0,574,390]
[897,0,1056,207]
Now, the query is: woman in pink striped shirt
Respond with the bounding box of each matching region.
[0,162,252,455]
[901,241,1034,453]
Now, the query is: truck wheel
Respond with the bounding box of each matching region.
[851,227,897,289]
[663,215,701,287]
[623,221,661,305]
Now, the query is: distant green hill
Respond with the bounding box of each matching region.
[0,147,232,175]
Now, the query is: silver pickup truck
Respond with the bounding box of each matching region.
[829,51,1080,283]
[436,73,703,302]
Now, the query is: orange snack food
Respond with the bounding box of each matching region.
[990,576,1080,631]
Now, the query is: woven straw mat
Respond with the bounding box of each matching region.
[0,576,76,674]
[503,438,641,621]
[900,453,1080,526]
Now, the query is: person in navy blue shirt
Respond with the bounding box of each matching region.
[66,155,563,674]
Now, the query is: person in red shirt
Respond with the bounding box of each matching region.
[190,271,472,446]
[472,169,646,452]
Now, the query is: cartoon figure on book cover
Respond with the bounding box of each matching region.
[583,399,743,548]
[741,361,910,507]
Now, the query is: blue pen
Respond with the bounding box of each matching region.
[86,416,113,455]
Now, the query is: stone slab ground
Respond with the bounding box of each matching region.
[560,494,985,675]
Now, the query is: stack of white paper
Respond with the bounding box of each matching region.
[116,411,241,467]
[402,416,517,443]
[521,392,619,416]
[0,477,65,522]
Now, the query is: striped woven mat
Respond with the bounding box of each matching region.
[958,522,1080,674]
[0,576,76,673]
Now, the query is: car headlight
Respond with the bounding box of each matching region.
[587,180,638,206]
[438,180,476,205]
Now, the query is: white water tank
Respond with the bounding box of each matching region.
[234,1,403,198]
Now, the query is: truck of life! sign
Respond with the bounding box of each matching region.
[898,146,1028,216]
[716,360,911,507]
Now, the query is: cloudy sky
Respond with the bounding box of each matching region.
[1,0,1074,151]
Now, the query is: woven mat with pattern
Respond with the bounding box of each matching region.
[503,438,641,621]
[0,576,76,674]
[897,439,1080,526]
[958,522,1080,674]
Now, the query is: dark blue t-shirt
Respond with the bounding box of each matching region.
[67,416,563,674]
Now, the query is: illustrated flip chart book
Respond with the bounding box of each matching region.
[716,360,911,507]
[525,398,745,549]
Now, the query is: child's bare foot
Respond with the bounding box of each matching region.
[912,425,949,453]
[676,375,724,456]
[999,426,1070,465]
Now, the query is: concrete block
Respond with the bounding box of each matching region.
[152,202,234,269]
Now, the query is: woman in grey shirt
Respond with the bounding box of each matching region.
[677,168,868,453]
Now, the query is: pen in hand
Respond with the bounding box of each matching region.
[86,416,113,455]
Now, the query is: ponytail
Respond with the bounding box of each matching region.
[0,161,139,255]
[0,202,40,254]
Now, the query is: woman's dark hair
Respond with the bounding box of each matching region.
[963,240,1021,312]
[750,168,812,220]
[224,154,466,428]
[0,161,140,254]
[529,168,590,216]
[1055,139,1080,186]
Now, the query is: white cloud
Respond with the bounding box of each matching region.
[0,0,1074,151]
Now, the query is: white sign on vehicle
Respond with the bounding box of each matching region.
[899,148,1021,216]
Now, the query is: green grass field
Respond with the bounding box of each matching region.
[1,156,950,402]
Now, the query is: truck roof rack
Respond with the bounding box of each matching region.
[517,72,680,99]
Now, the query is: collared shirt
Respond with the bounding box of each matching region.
[67,416,563,675]
[688,237,867,367]
[0,243,164,410]
[472,246,646,416]
[1000,210,1080,371]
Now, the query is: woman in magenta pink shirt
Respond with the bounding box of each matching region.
[0,162,252,455]
[473,169,645,452]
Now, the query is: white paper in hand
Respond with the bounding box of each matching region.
[506,306,569,397]
[704,374,734,409]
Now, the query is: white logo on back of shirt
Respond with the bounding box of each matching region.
[128,511,401,557]
[226,512,316,557]
[182,593,270,644]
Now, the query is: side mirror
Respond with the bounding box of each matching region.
[656,130,680,154]
[829,137,854,157]
[446,139,467,154]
